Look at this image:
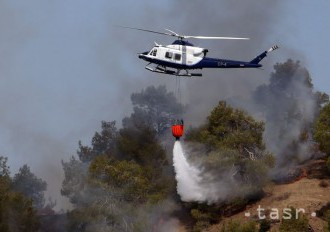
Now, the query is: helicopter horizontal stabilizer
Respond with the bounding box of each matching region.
[249,45,279,64]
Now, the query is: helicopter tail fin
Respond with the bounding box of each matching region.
[250,45,279,64]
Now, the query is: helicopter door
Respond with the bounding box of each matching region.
[165,51,175,64]
[173,53,182,64]
[165,51,173,59]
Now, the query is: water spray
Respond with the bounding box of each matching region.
[172,141,206,202]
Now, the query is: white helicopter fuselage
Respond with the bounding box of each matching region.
[139,41,208,69]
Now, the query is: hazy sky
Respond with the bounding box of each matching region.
[0,0,329,210]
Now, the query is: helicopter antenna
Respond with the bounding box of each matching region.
[120,26,250,41]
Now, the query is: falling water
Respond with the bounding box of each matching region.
[172,141,205,202]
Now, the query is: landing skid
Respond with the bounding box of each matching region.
[145,65,202,77]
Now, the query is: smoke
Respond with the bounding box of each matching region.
[157,218,181,232]
[168,1,286,126]
[0,0,177,211]
[66,183,182,232]
[0,0,325,220]
[249,60,325,173]
[163,1,324,177]
[172,67,322,202]
[264,74,316,162]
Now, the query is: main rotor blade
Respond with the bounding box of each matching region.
[184,36,250,40]
[119,26,176,37]
[164,28,180,37]
[119,26,250,40]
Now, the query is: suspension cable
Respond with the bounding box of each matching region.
[178,76,182,107]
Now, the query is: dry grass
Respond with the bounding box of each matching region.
[208,178,330,232]
[319,180,329,188]
[273,192,291,201]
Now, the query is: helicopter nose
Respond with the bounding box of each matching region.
[138,51,148,60]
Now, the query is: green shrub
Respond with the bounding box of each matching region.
[279,207,309,232]
[259,219,271,232]
[220,220,258,232]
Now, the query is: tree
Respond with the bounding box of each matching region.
[186,101,274,194]
[0,193,39,232]
[0,157,39,232]
[123,85,183,136]
[61,86,182,231]
[62,122,118,204]
[116,121,174,200]
[253,59,328,164]
[0,156,10,195]
[61,156,89,205]
[77,121,117,162]
[188,101,265,153]
[314,103,330,156]
[62,112,176,231]
[89,155,171,203]
[117,125,168,167]
[314,103,330,171]
[12,165,47,209]
[0,156,10,177]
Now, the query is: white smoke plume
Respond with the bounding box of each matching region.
[249,60,327,168]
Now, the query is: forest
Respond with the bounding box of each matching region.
[1,59,330,231]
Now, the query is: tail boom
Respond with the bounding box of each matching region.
[250,45,279,64]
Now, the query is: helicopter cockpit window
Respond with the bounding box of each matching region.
[174,53,181,61]
[152,49,157,56]
[165,51,173,59]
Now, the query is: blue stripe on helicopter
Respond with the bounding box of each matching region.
[141,56,261,69]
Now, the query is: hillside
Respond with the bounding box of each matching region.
[204,159,330,232]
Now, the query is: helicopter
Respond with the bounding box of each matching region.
[124,27,279,77]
